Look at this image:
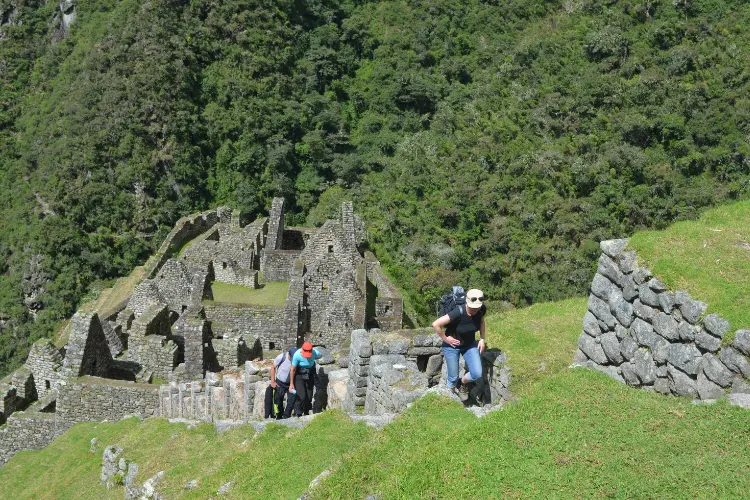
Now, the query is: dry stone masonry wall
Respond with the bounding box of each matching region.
[575,239,750,404]
[0,199,491,468]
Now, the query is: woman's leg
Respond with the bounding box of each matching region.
[442,344,460,388]
[293,373,306,416]
[461,342,483,382]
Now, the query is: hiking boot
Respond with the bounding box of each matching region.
[453,380,469,401]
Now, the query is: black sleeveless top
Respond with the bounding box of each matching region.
[447,304,486,345]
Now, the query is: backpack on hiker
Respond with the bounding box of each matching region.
[438,286,466,317]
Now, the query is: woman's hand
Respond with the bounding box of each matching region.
[445,336,461,347]
[478,338,486,354]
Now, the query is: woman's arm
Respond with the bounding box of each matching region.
[432,314,460,347]
[289,365,297,391]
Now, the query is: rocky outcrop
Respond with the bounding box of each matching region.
[575,239,750,403]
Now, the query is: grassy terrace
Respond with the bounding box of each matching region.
[206,282,289,307]
[628,200,750,335]
[3,290,750,498]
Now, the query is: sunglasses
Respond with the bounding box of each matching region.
[468,296,485,303]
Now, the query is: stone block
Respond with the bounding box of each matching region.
[412,333,442,347]
[387,339,410,355]
[652,339,669,365]
[316,347,335,365]
[615,324,627,340]
[621,275,638,301]
[638,284,659,308]
[666,343,702,376]
[407,347,442,356]
[573,348,588,364]
[582,312,601,338]
[703,314,730,338]
[600,239,628,258]
[600,332,623,365]
[677,296,707,325]
[733,330,750,356]
[696,372,725,400]
[608,290,633,327]
[426,355,443,378]
[728,393,750,409]
[695,329,722,353]
[720,346,750,378]
[620,336,638,361]
[591,273,616,300]
[597,254,623,286]
[652,312,678,341]
[634,349,656,385]
[647,278,667,293]
[578,334,608,365]
[678,321,698,341]
[632,267,652,285]
[619,251,637,274]
[633,299,656,322]
[699,353,733,388]
[658,292,675,314]
[620,362,639,386]
[667,364,698,398]
[631,318,660,351]
[588,294,616,329]
[731,376,750,394]
[654,377,670,394]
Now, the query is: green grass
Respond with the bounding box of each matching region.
[486,297,587,396]
[3,298,750,498]
[0,412,373,499]
[313,370,750,499]
[207,282,290,307]
[628,200,750,335]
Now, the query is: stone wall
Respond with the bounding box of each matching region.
[61,312,112,379]
[0,413,67,466]
[345,329,372,409]
[575,239,750,401]
[261,250,300,282]
[24,339,63,396]
[145,209,219,278]
[159,361,271,421]
[203,303,291,351]
[56,377,159,425]
[213,262,258,288]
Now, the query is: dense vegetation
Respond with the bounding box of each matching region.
[2,0,750,374]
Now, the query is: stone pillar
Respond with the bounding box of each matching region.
[345,329,372,409]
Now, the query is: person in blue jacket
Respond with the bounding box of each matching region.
[288,341,322,417]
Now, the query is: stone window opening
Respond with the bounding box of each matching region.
[222,262,228,269]
[384,305,391,314]
[327,244,333,253]
[269,342,275,350]
[322,281,329,291]
[416,355,429,373]
[45,380,51,390]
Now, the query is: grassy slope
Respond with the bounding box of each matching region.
[208,282,290,307]
[628,201,750,334]
[2,202,749,497]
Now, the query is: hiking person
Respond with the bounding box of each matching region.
[432,288,486,400]
[288,341,322,417]
[264,347,295,419]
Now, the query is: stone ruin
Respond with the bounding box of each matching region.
[0,198,513,467]
[574,239,750,409]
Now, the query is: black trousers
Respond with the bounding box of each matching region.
[292,370,315,417]
[264,380,289,418]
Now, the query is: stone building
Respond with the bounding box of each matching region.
[0,199,437,466]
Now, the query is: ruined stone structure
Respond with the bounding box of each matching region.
[3,199,480,466]
[574,239,750,406]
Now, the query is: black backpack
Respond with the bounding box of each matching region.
[438,286,466,317]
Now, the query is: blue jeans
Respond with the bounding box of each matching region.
[442,341,483,389]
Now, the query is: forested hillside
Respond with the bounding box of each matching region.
[1,0,749,374]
